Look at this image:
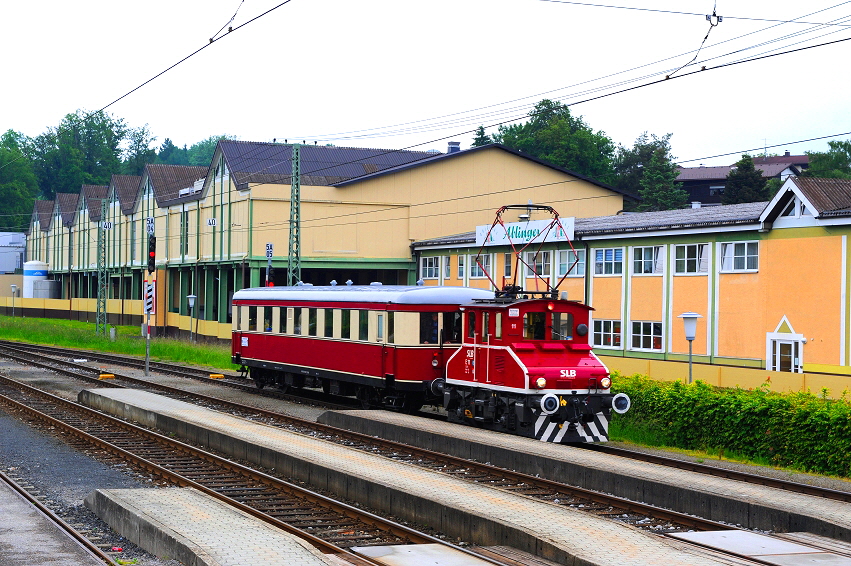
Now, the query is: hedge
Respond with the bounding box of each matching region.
[611,373,851,477]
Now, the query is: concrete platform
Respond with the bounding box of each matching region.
[79,388,742,566]
[0,477,104,566]
[317,410,851,541]
[85,487,337,566]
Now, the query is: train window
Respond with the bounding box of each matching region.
[387,312,394,343]
[293,308,302,334]
[324,309,334,337]
[248,306,258,332]
[341,310,351,339]
[359,311,368,341]
[494,312,503,339]
[377,313,384,341]
[524,312,545,340]
[420,312,439,344]
[308,308,317,336]
[279,308,287,334]
[443,312,461,343]
[467,311,476,338]
[552,312,574,340]
[482,312,490,339]
[234,306,241,331]
[263,307,272,332]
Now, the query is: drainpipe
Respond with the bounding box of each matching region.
[583,239,591,307]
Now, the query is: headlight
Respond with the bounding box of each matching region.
[600,376,612,389]
[536,377,547,388]
[431,358,439,367]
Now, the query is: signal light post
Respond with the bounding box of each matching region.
[145,233,156,376]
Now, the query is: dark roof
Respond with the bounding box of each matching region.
[792,177,851,217]
[110,174,142,215]
[413,202,767,248]
[677,163,797,181]
[752,154,808,166]
[55,193,80,228]
[29,200,54,234]
[146,164,208,206]
[218,140,437,188]
[332,143,636,199]
[79,185,109,221]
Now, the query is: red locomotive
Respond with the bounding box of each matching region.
[231,284,630,443]
[231,205,630,443]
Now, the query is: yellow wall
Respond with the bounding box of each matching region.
[671,274,709,355]
[603,355,851,399]
[591,276,622,320]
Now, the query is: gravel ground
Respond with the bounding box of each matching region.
[0,409,182,566]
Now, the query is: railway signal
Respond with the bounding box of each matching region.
[147,236,156,273]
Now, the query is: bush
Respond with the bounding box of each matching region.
[611,373,851,477]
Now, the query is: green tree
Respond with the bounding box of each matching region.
[186,134,235,166]
[0,130,39,232]
[722,155,769,205]
[614,132,674,196]
[122,124,157,175]
[157,138,189,165]
[29,109,126,198]
[471,125,492,147]
[637,148,688,211]
[493,100,616,183]
[804,140,851,179]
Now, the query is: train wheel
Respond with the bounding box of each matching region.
[399,396,424,414]
[357,386,378,409]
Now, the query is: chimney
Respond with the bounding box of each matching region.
[447,141,461,154]
[784,150,790,157]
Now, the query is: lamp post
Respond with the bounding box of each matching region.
[187,294,196,344]
[10,284,17,318]
[678,312,702,383]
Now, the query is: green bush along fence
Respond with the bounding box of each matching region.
[611,373,851,477]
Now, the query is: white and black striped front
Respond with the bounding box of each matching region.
[533,410,610,443]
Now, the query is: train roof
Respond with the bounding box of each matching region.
[231,285,495,305]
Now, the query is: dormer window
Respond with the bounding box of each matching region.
[780,195,812,218]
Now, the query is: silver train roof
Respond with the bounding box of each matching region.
[232,285,495,305]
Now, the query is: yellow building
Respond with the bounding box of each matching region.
[19,141,632,339]
[412,177,851,396]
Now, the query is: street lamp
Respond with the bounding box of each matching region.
[187,294,197,343]
[678,312,702,383]
[10,284,17,318]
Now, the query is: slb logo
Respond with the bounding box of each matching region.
[559,369,576,378]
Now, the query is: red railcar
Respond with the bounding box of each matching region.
[231,284,629,443]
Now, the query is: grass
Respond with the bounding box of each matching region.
[611,418,791,470]
[0,315,236,371]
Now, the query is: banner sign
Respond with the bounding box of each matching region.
[475,218,574,247]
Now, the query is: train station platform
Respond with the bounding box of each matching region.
[84,487,337,566]
[78,387,747,566]
[0,476,104,566]
[318,410,851,541]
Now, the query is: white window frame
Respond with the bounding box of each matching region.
[720,241,759,272]
[457,255,465,279]
[674,243,709,275]
[524,250,551,277]
[503,252,512,277]
[557,248,585,277]
[632,246,663,275]
[630,320,663,351]
[594,247,623,275]
[443,256,451,280]
[470,253,492,279]
[420,256,439,279]
[592,319,622,348]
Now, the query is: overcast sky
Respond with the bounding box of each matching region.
[4,0,850,167]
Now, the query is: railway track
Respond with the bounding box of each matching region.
[0,344,764,534]
[4,344,850,564]
[4,341,848,507]
[0,470,115,565]
[0,340,354,410]
[0,375,503,566]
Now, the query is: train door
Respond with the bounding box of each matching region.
[475,310,491,383]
